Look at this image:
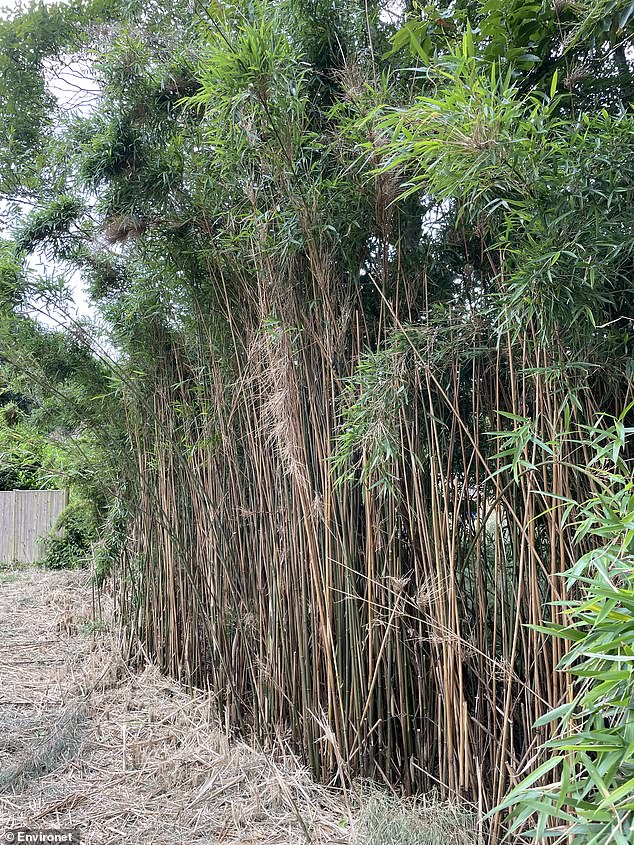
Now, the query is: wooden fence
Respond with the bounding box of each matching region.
[0,490,68,564]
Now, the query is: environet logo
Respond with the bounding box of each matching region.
[3,830,80,844]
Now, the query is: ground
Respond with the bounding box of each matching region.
[0,568,352,844]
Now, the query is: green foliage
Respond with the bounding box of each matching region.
[389,0,558,72]
[15,195,85,258]
[378,32,559,207]
[334,332,411,494]
[496,413,634,843]
[567,0,634,50]
[0,3,68,192]
[92,497,128,584]
[376,33,634,344]
[0,242,26,308]
[41,497,97,569]
[80,114,147,188]
[194,11,298,107]
[0,411,63,490]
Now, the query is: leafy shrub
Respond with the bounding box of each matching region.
[41,499,97,570]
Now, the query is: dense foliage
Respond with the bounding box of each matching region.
[1,0,634,840]
[496,414,634,844]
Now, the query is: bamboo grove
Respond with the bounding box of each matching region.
[1,0,634,831]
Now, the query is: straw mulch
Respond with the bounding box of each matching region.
[0,567,352,844]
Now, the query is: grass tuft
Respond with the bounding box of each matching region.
[356,793,478,845]
[0,705,87,794]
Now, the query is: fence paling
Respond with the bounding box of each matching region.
[0,490,67,564]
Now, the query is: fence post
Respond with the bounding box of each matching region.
[12,489,17,562]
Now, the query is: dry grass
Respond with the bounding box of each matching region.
[0,568,353,844]
[354,793,478,845]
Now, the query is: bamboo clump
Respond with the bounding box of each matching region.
[113,215,621,812]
